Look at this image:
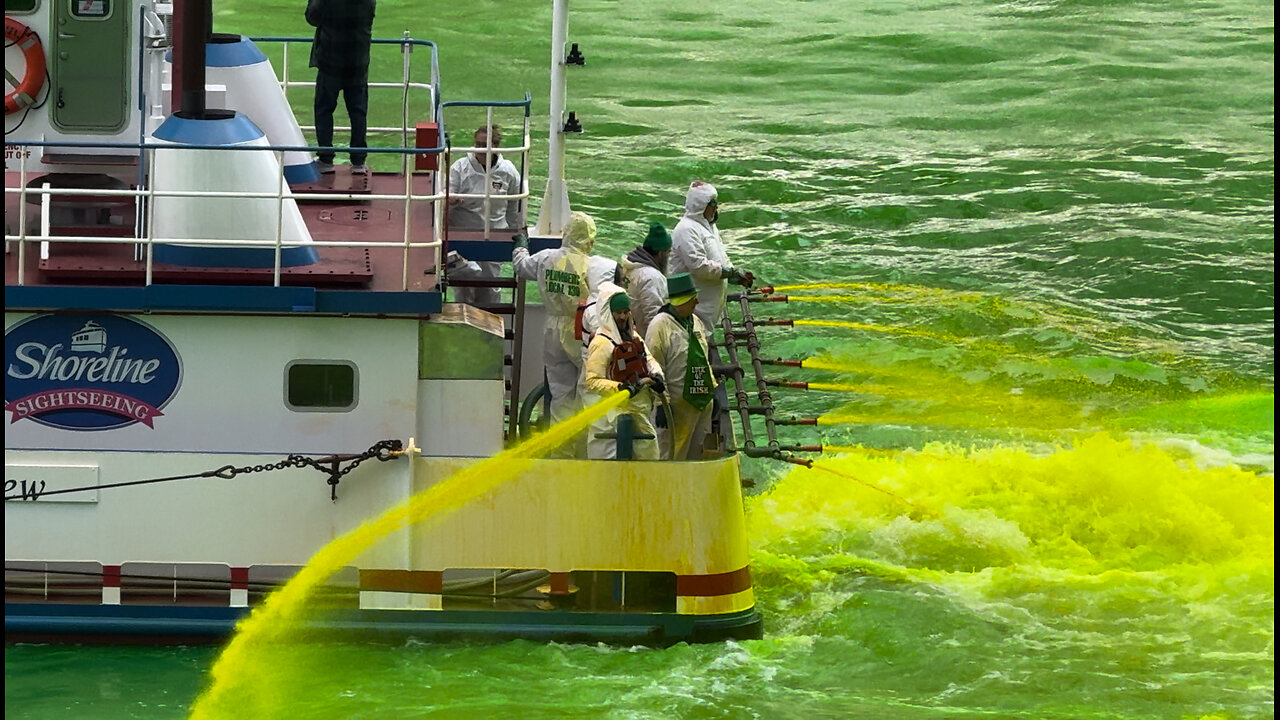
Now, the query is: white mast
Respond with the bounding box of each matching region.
[534,0,572,237]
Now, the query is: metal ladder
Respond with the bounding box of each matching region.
[440,242,528,441]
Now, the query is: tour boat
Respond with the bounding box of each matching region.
[4,0,762,645]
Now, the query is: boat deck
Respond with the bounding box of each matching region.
[4,167,441,295]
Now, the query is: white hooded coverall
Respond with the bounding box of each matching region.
[512,212,595,427]
[581,283,663,460]
[448,153,524,307]
[619,247,667,338]
[645,308,717,460]
[669,182,731,332]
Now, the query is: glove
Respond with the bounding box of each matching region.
[619,382,639,398]
[720,266,740,281]
[737,270,755,288]
[648,375,666,394]
[512,233,529,250]
[654,405,669,429]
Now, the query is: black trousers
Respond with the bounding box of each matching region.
[314,69,369,165]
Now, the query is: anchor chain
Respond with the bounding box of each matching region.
[198,438,405,502]
[4,439,405,502]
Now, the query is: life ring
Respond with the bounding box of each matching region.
[5,17,47,116]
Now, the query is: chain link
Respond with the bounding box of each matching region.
[5,439,406,502]
[215,439,406,501]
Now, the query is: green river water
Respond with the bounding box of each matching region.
[4,0,1273,718]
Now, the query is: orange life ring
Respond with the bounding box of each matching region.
[5,17,47,116]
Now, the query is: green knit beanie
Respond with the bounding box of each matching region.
[643,221,672,252]
[609,292,631,312]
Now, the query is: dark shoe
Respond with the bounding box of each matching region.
[316,161,335,174]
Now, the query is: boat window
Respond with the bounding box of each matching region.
[70,0,109,18]
[5,0,39,13]
[285,361,358,412]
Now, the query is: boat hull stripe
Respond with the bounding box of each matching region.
[675,566,752,597]
[358,569,444,594]
[353,567,752,597]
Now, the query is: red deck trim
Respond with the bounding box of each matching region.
[102,565,121,588]
[230,567,249,590]
[675,567,752,597]
[358,569,444,594]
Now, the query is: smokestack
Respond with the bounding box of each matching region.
[174,0,211,117]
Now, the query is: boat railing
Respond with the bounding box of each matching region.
[4,34,538,293]
[251,34,442,176]
[4,138,446,290]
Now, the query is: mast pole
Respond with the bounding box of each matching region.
[534,0,571,237]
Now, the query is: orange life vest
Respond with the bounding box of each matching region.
[607,338,647,386]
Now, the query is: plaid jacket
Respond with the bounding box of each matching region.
[306,0,376,76]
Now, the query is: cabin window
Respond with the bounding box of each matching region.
[70,0,109,18]
[285,361,358,412]
[5,0,39,13]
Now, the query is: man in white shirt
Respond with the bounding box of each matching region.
[447,125,523,306]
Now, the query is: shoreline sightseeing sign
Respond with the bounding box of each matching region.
[5,314,183,431]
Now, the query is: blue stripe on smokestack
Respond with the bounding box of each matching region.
[164,36,269,68]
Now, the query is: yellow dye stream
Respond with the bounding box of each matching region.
[774,283,1188,362]
[806,381,885,393]
[771,282,989,304]
[794,352,1250,438]
[808,461,933,517]
[819,445,902,458]
[814,412,1087,440]
[792,318,954,341]
[787,295,906,305]
[188,391,631,720]
[800,357,886,375]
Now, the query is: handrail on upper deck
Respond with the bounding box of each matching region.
[4,35,457,292]
[250,35,443,164]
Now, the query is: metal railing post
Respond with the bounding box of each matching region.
[401,29,412,176]
[16,151,28,285]
[274,149,286,287]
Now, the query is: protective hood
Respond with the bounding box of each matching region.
[593,281,630,341]
[563,211,597,253]
[683,181,718,216]
[587,256,620,297]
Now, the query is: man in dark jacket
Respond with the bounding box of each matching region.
[306,0,375,174]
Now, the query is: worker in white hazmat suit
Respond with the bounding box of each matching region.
[669,181,753,332]
[582,284,665,460]
[578,255,624,346]
[644,273,718,460]
[447,125,524,308]
[619,221,672,338]
[512,211,595,430]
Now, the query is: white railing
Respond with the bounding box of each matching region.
[5,145,444,291]
[5,34,450,291]
[3,35,539,292]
